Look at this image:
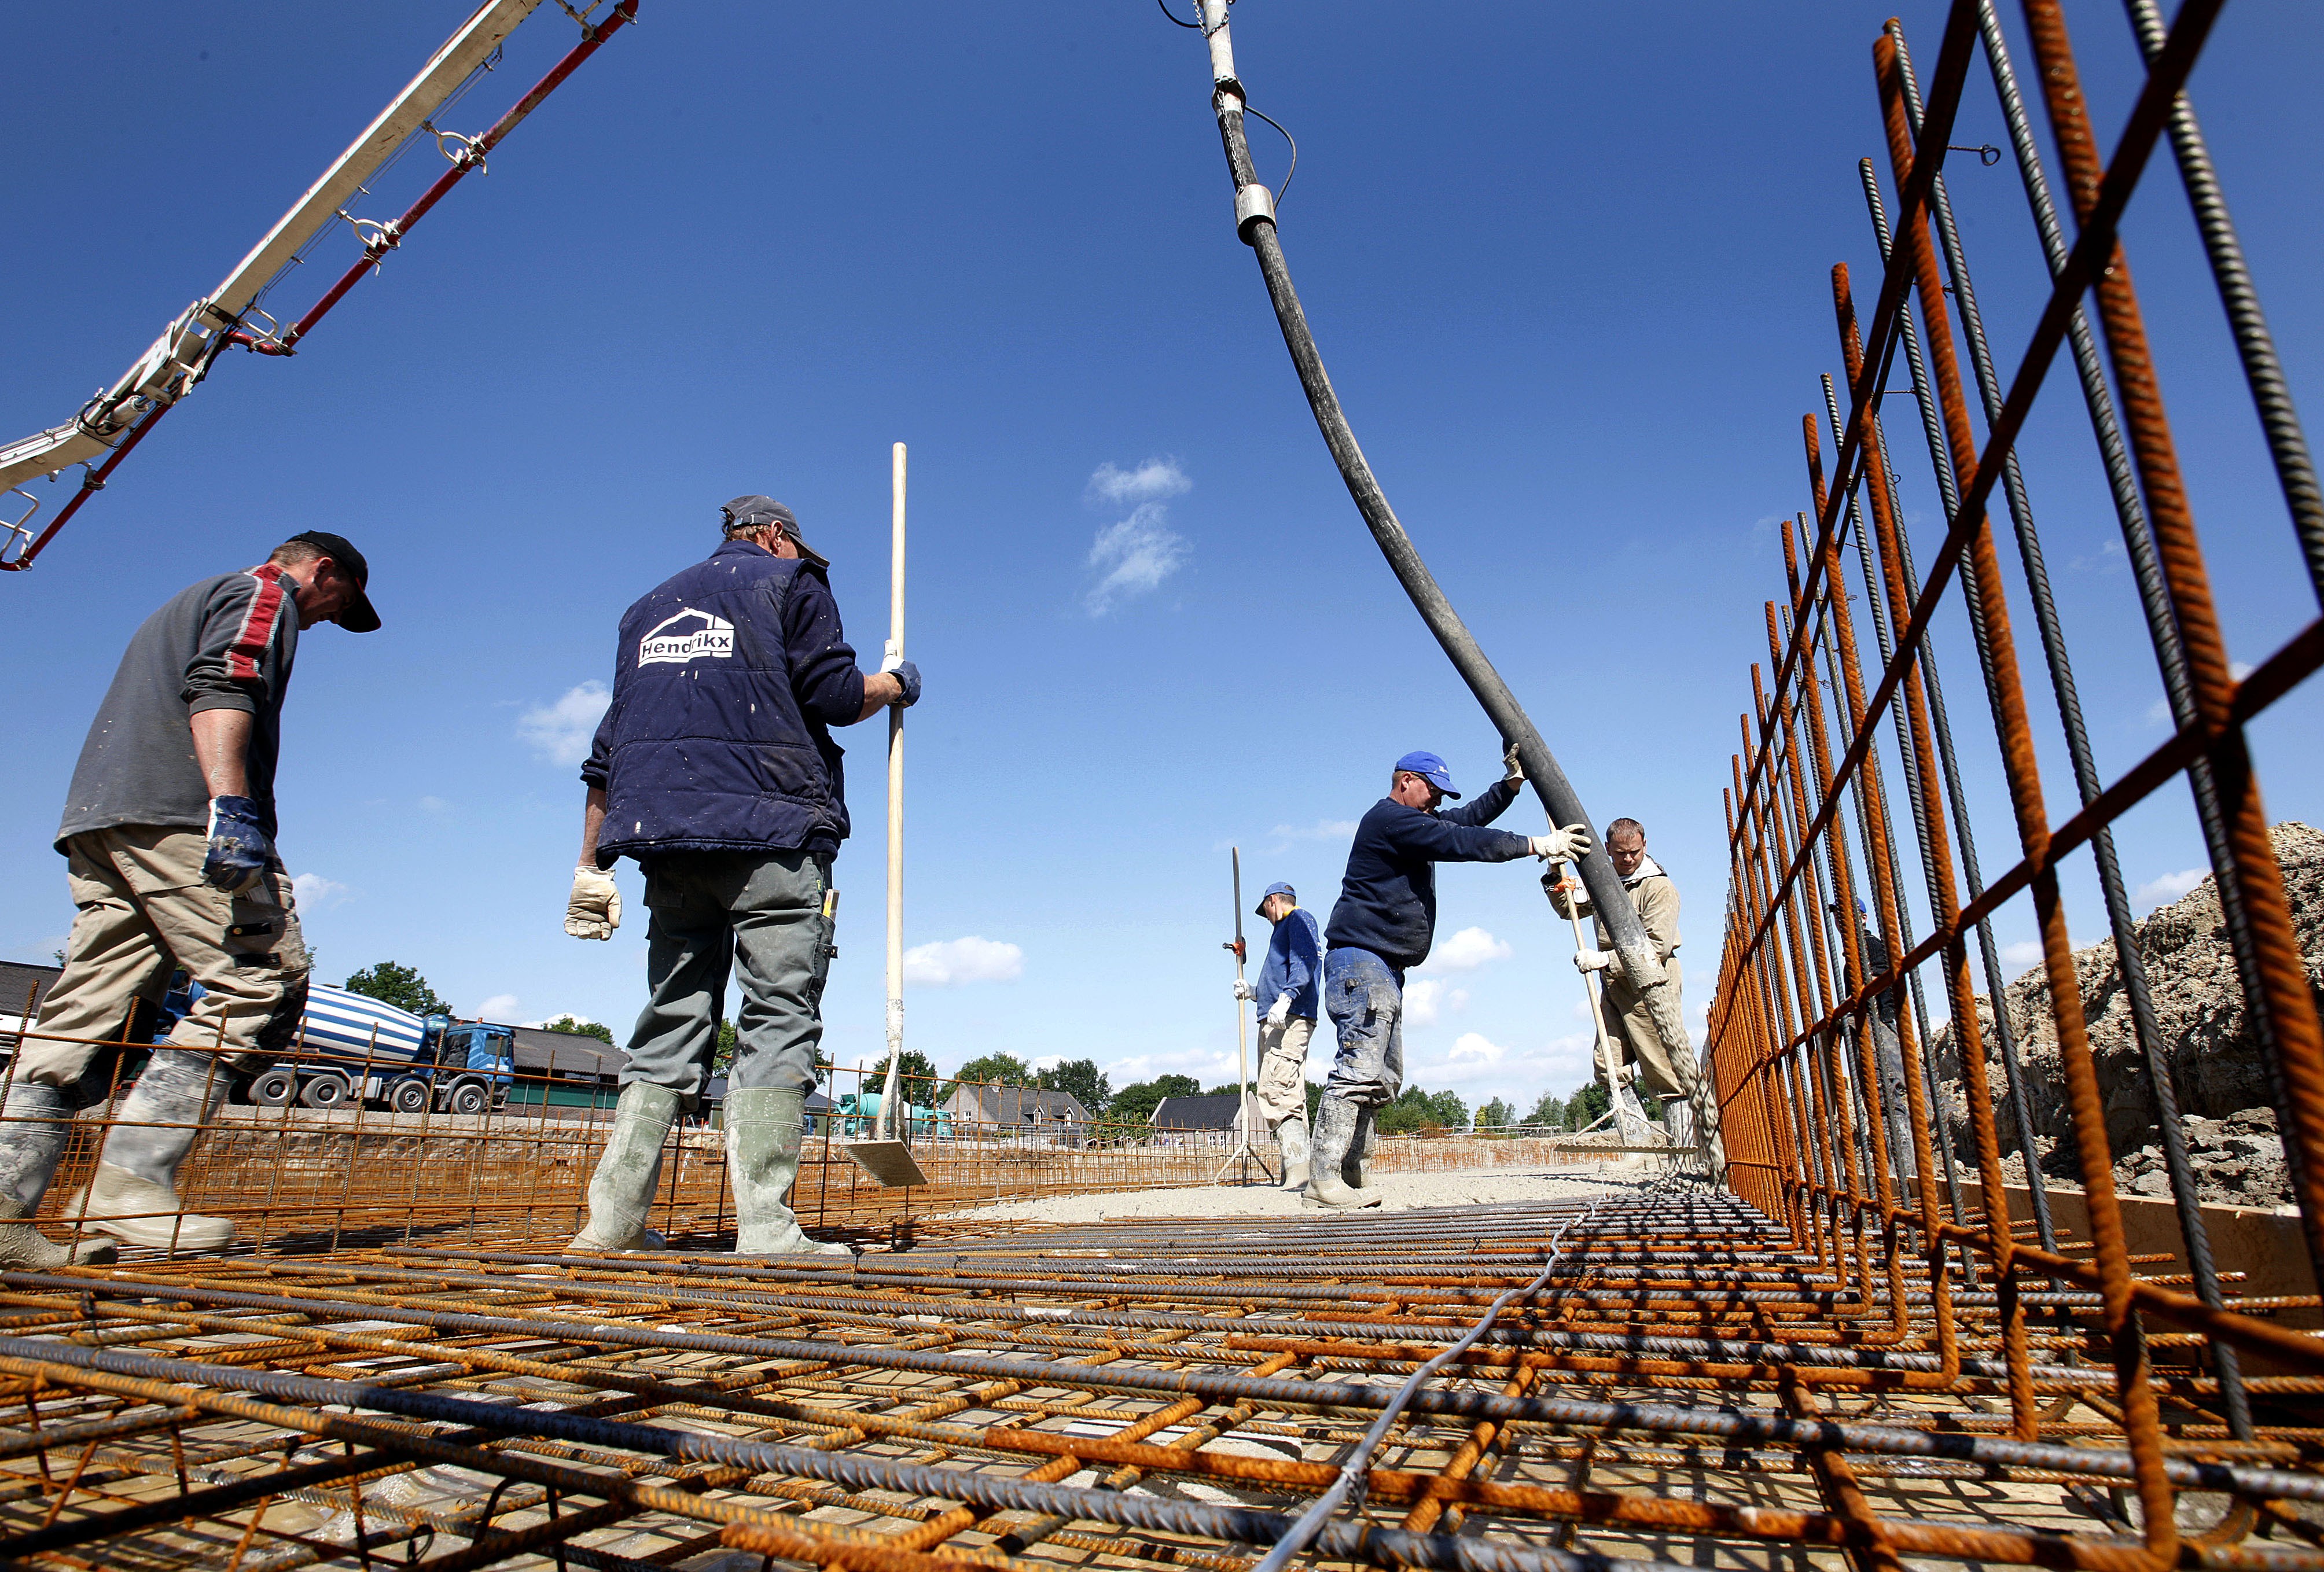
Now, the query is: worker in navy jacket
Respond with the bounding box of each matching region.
[1308,749,1591,1209]
[563,496,921,1258]
[1233,881,1323,1190]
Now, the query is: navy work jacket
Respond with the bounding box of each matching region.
[584,539,866,864]
[1323,779,1529,973]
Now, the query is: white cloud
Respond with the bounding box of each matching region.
[477,994,521,1021]
[1404,978,1469,1028]
[903,936,1024,986]
[291,872,347,909]
[2231,660,2255,682]
[1083,502,1191,615]
[517,681,611,767]
[1431,927,1513,971]
[1087,457,1191,506]
[1268,819,1359,841]
[1448,1032,1506,1065]
[2136,868,2207,908]
[2000,940,2043,971]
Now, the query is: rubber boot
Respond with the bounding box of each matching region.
[1273,1117,1311,1191]
[1303,1096,1381,1210]
[0,1081,115,1268]
[726,1088,851,1257]
[61,1050,233,1253]
[569,1082,676,1252]
[1663,1095,1696,1151]
[1345,1106,1379,1194]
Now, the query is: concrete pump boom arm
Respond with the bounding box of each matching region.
[0,0,638,570]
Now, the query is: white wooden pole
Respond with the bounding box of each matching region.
[881,442,907,1139]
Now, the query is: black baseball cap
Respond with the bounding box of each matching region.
[286,531,380,632]
[721,494,829,569]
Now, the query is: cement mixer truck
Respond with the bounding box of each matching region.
[163,980,515,1115]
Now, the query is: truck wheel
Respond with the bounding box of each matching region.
[386,1077,431,1114]
[252,1068,298,1107]
[299,1073,351,1110]
[447,1081,488,1116]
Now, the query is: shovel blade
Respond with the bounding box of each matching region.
[841,1139,927,1187]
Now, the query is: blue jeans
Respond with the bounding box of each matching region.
[622,850,833,1109]
[1322,947,1403,1109]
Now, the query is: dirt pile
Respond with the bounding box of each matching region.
[1931,820,2324,1207]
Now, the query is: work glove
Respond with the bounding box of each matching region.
[1502,741,1525,784]
[566,864,622,940]
[1573,948,1620,975]
[1529,824,1594,862]
[1231,978,1255,1002]
[1266,994,1292,1028]
[882,657,922,708]
[201,796,275,894]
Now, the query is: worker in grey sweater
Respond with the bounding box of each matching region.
[0,533,377,1265]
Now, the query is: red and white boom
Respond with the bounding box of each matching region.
[0,0,636,570]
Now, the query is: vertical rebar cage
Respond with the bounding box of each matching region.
[1709,0,2324,1549]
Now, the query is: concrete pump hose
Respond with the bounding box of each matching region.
[1194,1,1688,1064]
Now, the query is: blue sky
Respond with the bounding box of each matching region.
[5,3,2319,1117]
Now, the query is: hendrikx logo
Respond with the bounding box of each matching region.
[639,609,736,665]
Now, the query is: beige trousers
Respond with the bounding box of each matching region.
[1254,1015,1312,1127]
[1603,956,1697,1099]
[19,826,311,1087]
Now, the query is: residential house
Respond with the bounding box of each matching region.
[941,1084,1090,1146]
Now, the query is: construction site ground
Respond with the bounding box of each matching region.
[942,1161,1638,1223]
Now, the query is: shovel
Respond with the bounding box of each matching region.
[843,441,928,1188]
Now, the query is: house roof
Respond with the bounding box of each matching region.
[0,962,62,1043]
[1150,1092,1263,1131]
[512,1024,623,1078]
[943,1085,1090,1125]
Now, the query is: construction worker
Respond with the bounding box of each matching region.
[1313,748,1590,1209]
[1548,818,1698,1124]
[0,533,380,1265]
[564,495,919,1257]
[1232,881,1321,1190]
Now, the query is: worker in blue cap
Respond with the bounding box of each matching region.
[1231,881,1323,1190]
[1312,746,1591,1208]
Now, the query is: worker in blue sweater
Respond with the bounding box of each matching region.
[1312,749,1591,1209]
[1231,881,1323,1191]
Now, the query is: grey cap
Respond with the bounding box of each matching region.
[720,494,828,569]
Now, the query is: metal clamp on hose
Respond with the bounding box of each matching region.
[1233,181,1275,244]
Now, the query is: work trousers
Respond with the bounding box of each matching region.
[623,849,833,1109]
[1253,1015,1312,1127]
[1602,955,1697,1099]
[21,826,310,1089]
[1322,948,1403,1109]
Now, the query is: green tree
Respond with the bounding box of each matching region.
[945,1052,1032,1099]
[1374,1085,1467,1135]
[1108,1073,1200,1126]
[344,962,451,1018]
[1477,1096,1514,1131]
[1522,1089,1567,1129]
[1568,1079,1612,1128]
[545,1015,614,1044]
[1036,1058,1110,1114]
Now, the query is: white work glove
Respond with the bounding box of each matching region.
[566,864,622,940]
[1231,978,1255,1002]
[1502,741,1525,784]
[1573,948,1619,975]
[1530,824,1594,862]
[1266,994,1292,1028]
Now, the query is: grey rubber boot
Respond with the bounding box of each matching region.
[570,1082,677,1252]
[1303,1095,1381,1210]
[0,1081,115,1268]
[1345,1106,1379,1192]
[1663,1095,1696,1152]
[1272,1117,1311,1191]
[61,1050,233,1253]
[726,1088,850,1257]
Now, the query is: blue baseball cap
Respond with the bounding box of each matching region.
[1256,881,1296,918]
[1393,750,1461,800]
